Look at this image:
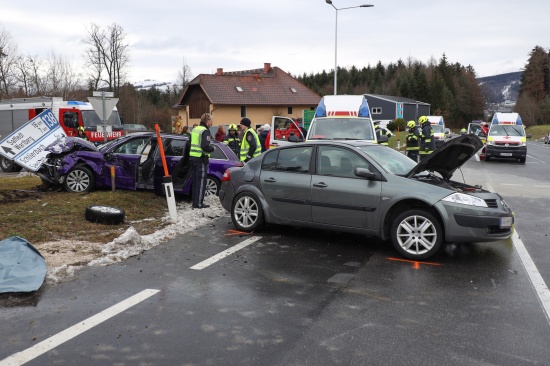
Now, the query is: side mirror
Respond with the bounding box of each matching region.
[355,167,377,180]
[526,134,532,139]
[377,135,389,144]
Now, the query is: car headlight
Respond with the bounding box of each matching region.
[487,140,494,146]
[442,193,488,207]
[520,141,526,147]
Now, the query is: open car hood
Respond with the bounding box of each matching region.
[45,137,99,154]
[405,134,483,180]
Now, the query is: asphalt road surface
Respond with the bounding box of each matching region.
[1,141,549,365]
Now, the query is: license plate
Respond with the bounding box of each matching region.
[500,153,513,156]
[500,217,513,228]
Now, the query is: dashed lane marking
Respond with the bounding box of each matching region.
[190,236,262,270]
[0,289,160,366]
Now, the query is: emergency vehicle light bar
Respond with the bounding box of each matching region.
[314,97,371,118]
[67,101,88,106]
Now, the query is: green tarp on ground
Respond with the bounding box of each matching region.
[0,236,47,293]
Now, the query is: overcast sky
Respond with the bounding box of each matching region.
[1,0,548,84]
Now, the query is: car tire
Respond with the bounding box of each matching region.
[64,165,95,193]
[390,209,443,260]
[231,192,264,232]
[519,157,526,164]
[205,176,220,197]
[0,157,22,172]
[485,156,491,162]
[85,205,125,225]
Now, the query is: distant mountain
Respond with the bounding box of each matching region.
[133,79,177,92]
[477,71,522,104]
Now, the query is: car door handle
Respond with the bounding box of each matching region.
[313,182,327,188]
[264,177,277,183]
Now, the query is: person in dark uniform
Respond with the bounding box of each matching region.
[189,113,215,209]
[224,124,241,157]
[419,116,435,161]
[405,120,420,162]
[77,126,89,141]
[238,118,261,163]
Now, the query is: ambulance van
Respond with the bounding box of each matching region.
[485,112,527,163]
[306,95,377,143]
[426,116,448,147]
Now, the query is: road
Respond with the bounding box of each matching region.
[1,141,549,365]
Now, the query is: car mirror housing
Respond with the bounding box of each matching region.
[526,134,532,138]
[355,167,377,180]
[377,135,389,144]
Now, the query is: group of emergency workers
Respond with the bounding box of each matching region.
[405,115,435,162]
[188,114,262,209]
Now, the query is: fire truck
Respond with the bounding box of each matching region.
[0,97,124,171]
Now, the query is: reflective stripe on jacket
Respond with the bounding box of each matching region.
[190,125,210,158]
[239,128,261,161]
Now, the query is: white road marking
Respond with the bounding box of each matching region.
[526,154,546,163]
[512,231,550,324]
[0,289,160,366]
[485,182,495,192]
[534,185,550,188]
[190,236,262,270]
[500,183,521,186]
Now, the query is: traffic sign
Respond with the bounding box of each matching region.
[88,97,119,122]
[0,109,67,171]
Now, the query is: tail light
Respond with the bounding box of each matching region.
[222,169,231,182]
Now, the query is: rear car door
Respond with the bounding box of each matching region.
[259,146,313,222]
[311,145,381,231]
[101,136,151,189]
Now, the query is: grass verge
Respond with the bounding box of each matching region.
[0,175,173,245]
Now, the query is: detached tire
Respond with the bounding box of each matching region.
[85,205,125,225]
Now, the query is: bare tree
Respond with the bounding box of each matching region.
[82,23,130,95]
[176,57,193,91]
[45,49,81,100]
[0,26,19,98]
[14,55,34,96]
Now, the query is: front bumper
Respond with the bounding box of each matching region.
[485,145,526,159]
[435,198,514,243]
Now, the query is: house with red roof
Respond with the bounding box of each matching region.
[175,63,321,129]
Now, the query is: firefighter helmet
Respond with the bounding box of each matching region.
[418,116,428,124]
[407,121,416,129]
[228,124,238,131]
[78,126,85,132]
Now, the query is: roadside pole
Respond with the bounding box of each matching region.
[154,123,177,223]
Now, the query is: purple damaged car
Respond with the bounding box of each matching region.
[36,132,242,195]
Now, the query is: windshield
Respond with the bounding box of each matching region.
[432,125,445,133]
[489,125,525,137]
[82,110,123,128]
[308,117,375,141]
[359,145,417,175]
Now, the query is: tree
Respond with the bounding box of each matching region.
[82,23,130,96]
[0,26,19,98]
[519,46,548,102]
[176,57,193,92]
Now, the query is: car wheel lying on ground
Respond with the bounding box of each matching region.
[219,134,514,260]
[85,205,125,225]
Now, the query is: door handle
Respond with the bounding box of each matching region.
[264,178,277,183]
[313,182,327,188]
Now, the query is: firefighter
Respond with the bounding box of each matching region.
[224,124,241,157]
[238,118,261,163]
[419,116,435,160]
[405,120,420,162]
[77,126,88,141]
[460,127,467,135]
[190,113,215,209]
[374,121,392,145]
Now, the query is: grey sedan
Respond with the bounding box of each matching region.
[219,135,514,260]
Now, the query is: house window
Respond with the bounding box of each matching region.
[288,107,293,115]
[236,86,243,92]
[372,107,382,114]
[241,106,246,117]
[290,87,297,93]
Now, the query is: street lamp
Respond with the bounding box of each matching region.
[326,0,373,95]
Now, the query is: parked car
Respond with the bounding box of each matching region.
[219,134,514,260]
[544,132,550,144]
[37,132,241,196]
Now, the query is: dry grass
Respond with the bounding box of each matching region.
[0,175,173,245]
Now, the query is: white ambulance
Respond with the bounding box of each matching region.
[426,116,448,147]
[485,112,527,163]
[306,95,377,143]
